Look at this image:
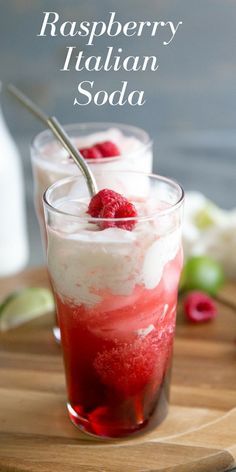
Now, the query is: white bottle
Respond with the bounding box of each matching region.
[0,89,28,276]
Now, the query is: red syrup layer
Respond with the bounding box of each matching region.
[55,250,182,438]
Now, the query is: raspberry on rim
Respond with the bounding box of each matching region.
[87,189,137,231]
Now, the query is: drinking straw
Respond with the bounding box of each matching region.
[7,84,98,197]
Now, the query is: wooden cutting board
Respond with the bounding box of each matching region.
[0,267,236,472]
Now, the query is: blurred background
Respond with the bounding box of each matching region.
[0,0,236,268]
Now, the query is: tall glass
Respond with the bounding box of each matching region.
[31,123,153,341]
[43,171,184,438]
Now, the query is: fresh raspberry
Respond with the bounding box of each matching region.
[100,200,137,231]
[88,189,137,231]
[183,291,218,323]
[96,141,120,157]
[88,189,125,218]
[79,146,102,160]
[78,141,120,160]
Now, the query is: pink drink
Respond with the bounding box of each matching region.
[56,252,182,437]
[43,172,184,438]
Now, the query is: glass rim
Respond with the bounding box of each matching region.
[43,172,185,223]
[31,121,153,164]
[31,121,153,163]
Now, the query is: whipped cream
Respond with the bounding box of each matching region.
[48,199,181,307]
[32,127,152,204]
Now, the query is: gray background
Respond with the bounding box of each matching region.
[1,0,236,267]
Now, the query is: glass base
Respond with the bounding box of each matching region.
[53,325,61,343]
[67,389,169,439]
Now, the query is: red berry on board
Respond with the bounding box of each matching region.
[183,291,218,323]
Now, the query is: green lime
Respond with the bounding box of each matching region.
[180,256,225,295]
[0,287,55,332]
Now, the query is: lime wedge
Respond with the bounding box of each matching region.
[0,287,55,332]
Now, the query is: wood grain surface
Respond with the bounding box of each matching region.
[0,267,236,472]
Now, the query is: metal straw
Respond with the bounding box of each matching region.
[7,84,98,197]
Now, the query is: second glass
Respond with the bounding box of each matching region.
[31,123,153,341]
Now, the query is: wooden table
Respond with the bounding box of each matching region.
[0,267,236,472]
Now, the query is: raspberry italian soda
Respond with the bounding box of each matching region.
[43,171,184,438]
[31,123,153,341]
